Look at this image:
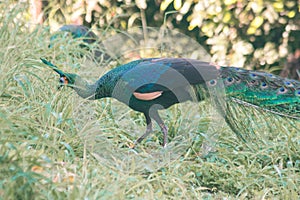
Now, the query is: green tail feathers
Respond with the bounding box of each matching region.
[211,66,300,139]
[218,67,300,118]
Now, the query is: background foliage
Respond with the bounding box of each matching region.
[36,0,300,74]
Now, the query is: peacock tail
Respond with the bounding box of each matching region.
[205,66,300,140]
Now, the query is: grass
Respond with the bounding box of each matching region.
[0,3,299,200]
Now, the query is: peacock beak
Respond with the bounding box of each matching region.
[53,68,64,76]
[40,58,68,89]
[41,58,65,75]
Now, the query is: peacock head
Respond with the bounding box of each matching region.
[57,73,78,89]
[40,58,79,89]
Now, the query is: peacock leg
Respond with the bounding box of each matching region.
[158,123,168,148]
[135,113,153,145]
[151,110,168,147]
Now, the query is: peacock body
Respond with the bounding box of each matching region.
[41,58,300,146]
[49,25,98,48]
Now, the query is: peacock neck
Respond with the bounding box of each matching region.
[73,81,98,100]
[75,59,149,100]
[94,72,120,99]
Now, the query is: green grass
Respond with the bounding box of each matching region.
[0,4,299,200]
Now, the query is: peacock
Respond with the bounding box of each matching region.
[41,57,300,147]
[49,25,111,61]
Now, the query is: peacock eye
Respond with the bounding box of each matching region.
[260,82,268,88]
[249,73,257,78]
[234,67,245,72]
[59,77,64,83]
[284,81,293,87]
[59,77,68,84]
[208,79,217,86]
[277,87,288,94]
[225,77,234,85]
[295,89,300,96]
[266,74,276,78]
[227,77,233,82]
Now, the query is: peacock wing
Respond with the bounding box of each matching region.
[114,58,218,102]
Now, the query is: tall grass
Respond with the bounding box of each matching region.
[0,2,299,199]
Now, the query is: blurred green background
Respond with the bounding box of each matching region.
[28,0,300,76]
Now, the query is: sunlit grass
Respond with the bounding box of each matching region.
[0,3,299,200]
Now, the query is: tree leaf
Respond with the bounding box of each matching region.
[174,0,182,10]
